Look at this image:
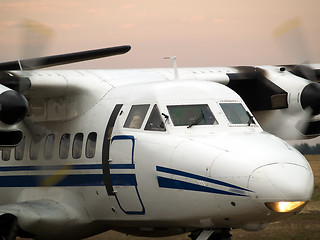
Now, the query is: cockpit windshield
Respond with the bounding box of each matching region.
[167,104,218,127]
[219,103,254,125]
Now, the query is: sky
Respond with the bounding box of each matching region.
[1,0,320,145]
[0,0,320,69]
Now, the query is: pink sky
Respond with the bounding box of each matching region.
[1,0,320,145]
[0,0,320,69]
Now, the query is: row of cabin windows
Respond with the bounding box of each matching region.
[1,132,97,161]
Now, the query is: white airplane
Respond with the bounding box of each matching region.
[0,45,315,240]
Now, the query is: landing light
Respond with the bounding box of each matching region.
[265,201,308,213]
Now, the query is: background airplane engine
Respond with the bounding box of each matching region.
[226,65,320,140]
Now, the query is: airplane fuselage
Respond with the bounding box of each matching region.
[0,69,314,239]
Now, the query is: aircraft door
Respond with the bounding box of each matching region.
[109,135,145,215]
[103,104,146,215]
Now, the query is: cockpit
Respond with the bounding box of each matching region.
[122,101,256,133]
[108,80,258,135]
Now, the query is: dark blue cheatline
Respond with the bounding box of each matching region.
[110,174,137,186]
[0,164,104,187]
[0,174,104,187]
[156,166,252,197]
[109,164,135,169]
[0,164,103,172]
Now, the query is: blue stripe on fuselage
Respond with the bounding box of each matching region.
[0,174,104,187]
[156,166,252,195]
[0,164,139,187]
[157,176,247,197]
[0,164,103,172]
[0,164,104,187]
[110,174,137,186]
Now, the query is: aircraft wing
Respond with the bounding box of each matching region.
[0,45,131,70]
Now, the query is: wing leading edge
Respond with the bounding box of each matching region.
[0,45,131,70]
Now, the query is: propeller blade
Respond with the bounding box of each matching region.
[273,17,317,82]
[20,19,55,69]
[296,107,313,136]
[283,64,318,82]
[273,18,308,64]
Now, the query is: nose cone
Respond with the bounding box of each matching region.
[249,163,314,201]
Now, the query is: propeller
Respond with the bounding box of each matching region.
[0,20,131,119]
[0,20,132,238]
[300,83,320,115]
[0,88,28,125]
[272,17,317,81]
[0,21,131,199]
[0,19,131,146]
[273,17,320,137]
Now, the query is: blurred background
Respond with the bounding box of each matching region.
[0,0,319,69]
[1,1,320,239]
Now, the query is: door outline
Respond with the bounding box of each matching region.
[109,135,145,215]
[102,104,123,196]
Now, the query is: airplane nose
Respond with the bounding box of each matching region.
[249,163,314,202]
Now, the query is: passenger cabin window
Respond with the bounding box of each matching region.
[2,149,11,161]
[220,103,253,125]
[59,133,70,159]
[72,133,84,159]
[167,104,217,127]
[124,104,150,129]
[44,134,55,160]
[86,132,97,158]
[15,137,25,160]
[145,105,166,131]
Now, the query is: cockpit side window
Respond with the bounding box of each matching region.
[145,104,166,131]
[124,104,150,129]
[220,103,253,125]
[167,104,217,127]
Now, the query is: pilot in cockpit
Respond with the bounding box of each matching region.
[129,114,143,128]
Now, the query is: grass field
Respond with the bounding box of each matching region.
[87,155,320,240]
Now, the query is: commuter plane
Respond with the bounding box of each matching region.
[0,44,316,240]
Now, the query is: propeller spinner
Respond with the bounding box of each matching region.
[301,82,320,115]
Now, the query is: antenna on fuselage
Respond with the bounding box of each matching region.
[164,56,179,79]
[17,59,23,71]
